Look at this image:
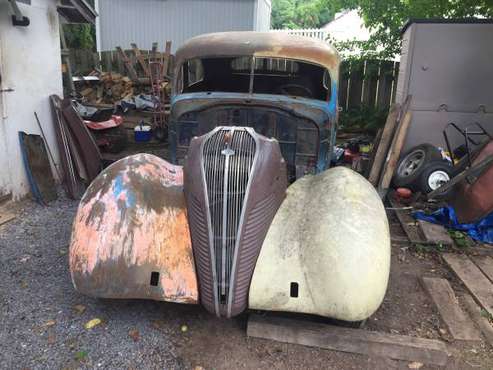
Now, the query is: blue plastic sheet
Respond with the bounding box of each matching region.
[413,206,493,244]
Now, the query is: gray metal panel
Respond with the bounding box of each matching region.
[403,111,493,153]
[97,0,258,52]
[408,23,493,112]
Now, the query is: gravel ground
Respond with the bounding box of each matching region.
[0,196,182,370]
[1,196,493,370]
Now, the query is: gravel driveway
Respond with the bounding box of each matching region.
[0,197,182,370]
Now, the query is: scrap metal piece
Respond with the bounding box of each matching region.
[249,166,391,321]
[184,127,287,317]
[70,154,198,303]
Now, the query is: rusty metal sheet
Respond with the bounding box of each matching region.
[70,153,198,304]
[451,141,493,224]
[174,32,340,84]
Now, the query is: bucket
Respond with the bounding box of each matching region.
[134,124,152,142]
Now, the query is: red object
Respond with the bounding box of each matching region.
[396,187,412,199]
[343,148,360,164]
[84,115,123,130]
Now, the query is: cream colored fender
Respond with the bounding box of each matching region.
[249,167,390,321]
[70,154,198,304]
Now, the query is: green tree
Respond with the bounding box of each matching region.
[328,0,493,59]
[272,0,335,29]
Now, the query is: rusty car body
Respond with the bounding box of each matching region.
[70,32,390,322]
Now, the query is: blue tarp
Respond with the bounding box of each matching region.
[413,206,493,244]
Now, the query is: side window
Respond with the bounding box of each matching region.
[187,59,204,86]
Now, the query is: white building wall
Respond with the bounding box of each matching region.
[0,0,62,199]
[96,0,270,53]
[254,0,271,31]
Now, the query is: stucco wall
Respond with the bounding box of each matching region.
[0,0,62,199]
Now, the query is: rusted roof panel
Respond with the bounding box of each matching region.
[175,31,340,71]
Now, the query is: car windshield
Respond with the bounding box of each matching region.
[178,56,331,101]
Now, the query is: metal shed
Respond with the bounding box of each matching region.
[95,0,272,53]
[396,19,493,152]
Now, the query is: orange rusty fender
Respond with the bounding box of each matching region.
[69,153,198,304]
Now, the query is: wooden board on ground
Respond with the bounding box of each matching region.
[417,220,454,246]
[0,210,16,226]
[368,104,400,186]
[420,277,481,342]
[471,256,493,283]
[443,253,493,317]
[247,315,449,366]
[388,196,423,244]
[462,293,493,348]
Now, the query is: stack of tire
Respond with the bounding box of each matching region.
[392,144,454,195]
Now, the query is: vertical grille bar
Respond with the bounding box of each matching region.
[202,128,256,311]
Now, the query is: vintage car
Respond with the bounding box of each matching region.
[70,32,390,322]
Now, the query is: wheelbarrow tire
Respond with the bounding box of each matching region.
[392,144,443,189]
[416,160,454,196]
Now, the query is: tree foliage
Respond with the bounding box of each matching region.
[327,0,493,59]
[63,24,96,50]
[271,0,335,29]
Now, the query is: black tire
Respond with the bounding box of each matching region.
[415,160,453,195]
[392,144,443,188]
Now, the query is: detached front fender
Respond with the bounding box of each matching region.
[70,154,198,304]
[249,166,390,321]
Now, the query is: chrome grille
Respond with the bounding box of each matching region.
[202,128,256,305]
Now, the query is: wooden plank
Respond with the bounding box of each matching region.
[115,47,139,81]
[471,256,493,283]
[247,315,449,366]
[376,61,394,110]
[420,277,480,342]
[417,220,454,246]
[347,61,364,109]
[378,109,412,193]
[361,59,379,108]
[443,253,493,317]
[368,103,400,186]
[0,211,16,226]
[162,40,172,77]
[388,196,423,244]
[462,293,493,348]
[131,43,151,77]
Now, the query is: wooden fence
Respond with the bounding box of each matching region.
[339,59,400,112]
[70,49,398,111]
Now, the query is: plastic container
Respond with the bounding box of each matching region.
[134,123,152,142]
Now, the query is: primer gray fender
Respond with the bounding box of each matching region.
[248,166,390,321]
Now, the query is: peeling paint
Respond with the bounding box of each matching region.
[70,154,198,303]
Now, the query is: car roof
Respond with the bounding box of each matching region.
[174,31,340,72]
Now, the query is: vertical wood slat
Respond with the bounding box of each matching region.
[347,61,364,109]
[339,59,400,112]
[376,61,395,110]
